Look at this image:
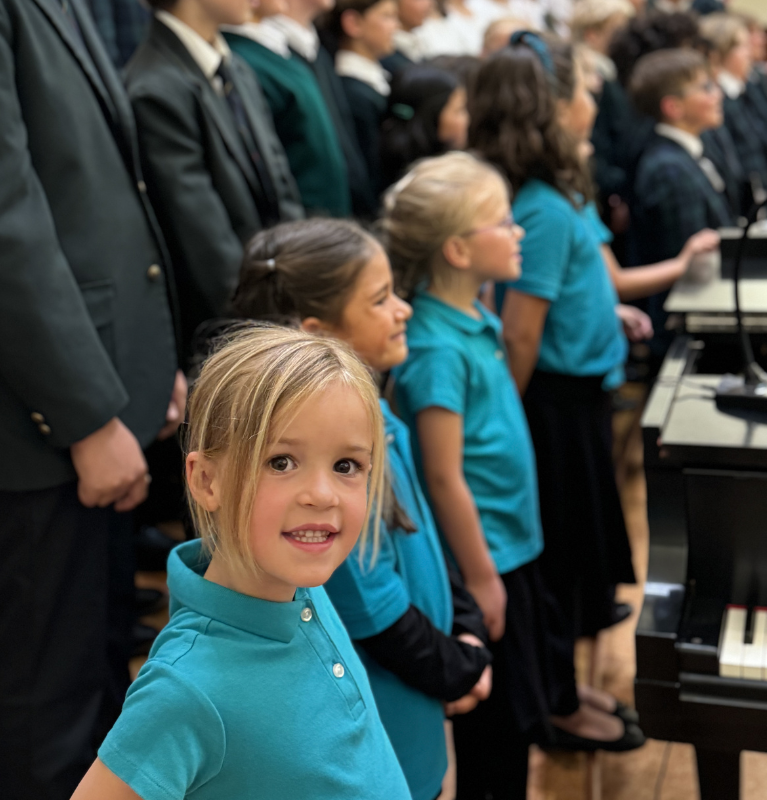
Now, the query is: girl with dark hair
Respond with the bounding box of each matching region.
[319,0,400,193]
[470,30,658,750]
[379,63,469,189]
[233,218,494,800]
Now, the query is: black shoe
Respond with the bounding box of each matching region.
[132,622,159,657]
[613,701,640,725]
[546,722,646,753]
[135,525,179,572]
[136,587,168,617]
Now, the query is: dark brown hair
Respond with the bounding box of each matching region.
[468,37,593,205]
[233,218,417,534]
[233,218,379,326]
[629,48,707,122]
[317,0,389,54]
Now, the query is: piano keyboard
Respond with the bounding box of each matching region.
[719,605,767,679]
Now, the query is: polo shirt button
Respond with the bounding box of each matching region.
[332,663,345,678]
[495,349,504,360]
[300,607,313,622]
[385,433,395,444]
[147,264,162,281]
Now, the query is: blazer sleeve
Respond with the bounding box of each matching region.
[129,83,245,319]
[0,7,128,448]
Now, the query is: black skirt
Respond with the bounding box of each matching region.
[523,370,636,636]
[452,559,559,800]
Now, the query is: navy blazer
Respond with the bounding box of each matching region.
[0,0,178,490]
[125,18,303,354]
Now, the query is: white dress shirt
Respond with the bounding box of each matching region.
[335,50,391,96]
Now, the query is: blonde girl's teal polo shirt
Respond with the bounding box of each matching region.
[98,540,412,800]
[393,292,543,576]
[325,399,453,800]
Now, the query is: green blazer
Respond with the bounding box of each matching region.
[0,0,178,492]
[125,19,304,353]
[225,33,351,217]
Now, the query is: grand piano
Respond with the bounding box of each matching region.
[636,240,767,799]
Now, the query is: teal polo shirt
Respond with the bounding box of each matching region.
[496,180,627,384]
[393,292,543,576]
[98,540,411,800]
[325,400,453,800]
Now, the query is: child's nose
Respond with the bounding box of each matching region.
[298,471,340,508]
[396,296,413,319]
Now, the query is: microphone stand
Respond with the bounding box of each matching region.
[715,198,767,413]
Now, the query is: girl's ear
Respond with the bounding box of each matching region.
[186,452,222,513]
[442,234,472,270]
[300,316,331,336]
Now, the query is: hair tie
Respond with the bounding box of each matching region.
[391,103,415,121]
[509,30,556,79]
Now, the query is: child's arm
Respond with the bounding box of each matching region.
[601,230,720,302]
[71,759,144,800]
[416,407,507,641]
[499,291,550,397]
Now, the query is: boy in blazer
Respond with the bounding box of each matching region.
[268,0,378,216]
[631,49,735,266]
[0,0,183,795]
[124,0,304,356]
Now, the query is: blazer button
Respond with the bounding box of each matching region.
[137,180,147,193]
[147,264,162,281]
[39,423,52,435]
[30,412,45,424]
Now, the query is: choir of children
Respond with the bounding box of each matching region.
[3,0,766,797]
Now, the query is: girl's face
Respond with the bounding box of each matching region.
[357,0,400,58]
[462,192,524,283]
[438,87,469,151]
[398,0,433,31]
[557,61,597,142]
[247,382,374,599]
[724,29,754,82]
[325,247,413,372]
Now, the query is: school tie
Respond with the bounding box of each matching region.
[215,60,279,225]
[697,156,726,194]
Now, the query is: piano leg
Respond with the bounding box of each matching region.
[695,748,740,800]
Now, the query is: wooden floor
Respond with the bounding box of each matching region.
[131,384,767,799]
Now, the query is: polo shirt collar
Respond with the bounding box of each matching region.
[718,70,745,100]
[268,15,320,61]
[156,10,231,82]
[655,123,703,159]
[221,20,291,59]
[413,289,501,335]
[335,50,391,96]
[168,540,307,643]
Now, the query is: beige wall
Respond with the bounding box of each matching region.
[730,0,767,24]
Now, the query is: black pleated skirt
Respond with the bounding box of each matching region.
[523,370,636,636]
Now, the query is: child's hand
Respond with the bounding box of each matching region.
[615,304,653,343]
[681,228,720,261]
[444,635,493,717]
[465,573,507,641]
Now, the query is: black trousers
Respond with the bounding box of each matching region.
[0,482,134,800]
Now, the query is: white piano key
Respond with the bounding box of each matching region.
[719,605,747,678]
[742,609,767,680]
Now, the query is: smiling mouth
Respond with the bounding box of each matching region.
[286,530,335,544]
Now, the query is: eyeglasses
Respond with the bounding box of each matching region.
[464,213,517,237]
[680,79,719,97]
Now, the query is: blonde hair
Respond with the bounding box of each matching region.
[571,0,634,40]
[381,151,509,298]
[699,13,748,60]
[184,325,385,574]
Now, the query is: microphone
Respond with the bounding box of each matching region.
[715,198,767,413]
